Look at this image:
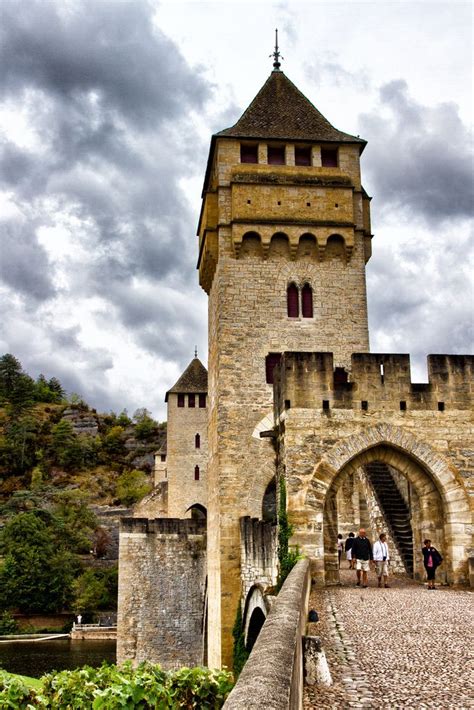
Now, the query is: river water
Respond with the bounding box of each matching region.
[0,638,116,678]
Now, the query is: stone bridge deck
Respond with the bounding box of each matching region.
[304,569,473,709]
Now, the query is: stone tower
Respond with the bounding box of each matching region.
[164,357,208,518]
[198,64,373,666]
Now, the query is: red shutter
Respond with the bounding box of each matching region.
[302,284,313,318]
[177,393,185,407]
[268,146,285,165]
[321,148,338,167]
[198,393,206,408]
[295,147,311,166]
[241,144,258,163]
[287,283,299,317]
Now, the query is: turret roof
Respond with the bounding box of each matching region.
[216,70,366,145]
[165,358,208,401]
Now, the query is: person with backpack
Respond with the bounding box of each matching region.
[422,539,443,589]
[351,528,373,587]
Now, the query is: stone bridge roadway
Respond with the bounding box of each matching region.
[304,569,473,709]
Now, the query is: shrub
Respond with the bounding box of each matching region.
[0,611,18,635]
[116,469,152,506]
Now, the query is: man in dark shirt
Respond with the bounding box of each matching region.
[351,528,373,588]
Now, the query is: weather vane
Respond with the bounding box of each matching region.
[270,28,283,70]
[194,345,198,358]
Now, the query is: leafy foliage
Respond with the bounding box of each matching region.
[72,567,118,612]
[277,476,301,591]
[116,469,152,506]
[133,408,158,441]
[232,602,249,678]
[0,611,18,635]
[0,663,234,708]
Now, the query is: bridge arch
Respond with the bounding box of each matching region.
[242,584,269,651]
[186,503,207,520]
[300,424,471,585]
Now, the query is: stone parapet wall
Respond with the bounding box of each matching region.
[117,517,206,669]
[240,517,278,603]
[224,559,311,710]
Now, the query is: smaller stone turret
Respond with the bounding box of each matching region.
[164,357,208,518]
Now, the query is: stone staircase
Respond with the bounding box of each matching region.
[364,463,414,575]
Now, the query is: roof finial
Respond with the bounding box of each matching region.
[270,28,283,71]
[194,345,198,358]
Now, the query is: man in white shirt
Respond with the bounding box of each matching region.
[373,532,390,588]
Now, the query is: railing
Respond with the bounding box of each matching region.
[224,559,311,710]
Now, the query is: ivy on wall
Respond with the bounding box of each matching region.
[232,602,249,678]
[277,476,300,591]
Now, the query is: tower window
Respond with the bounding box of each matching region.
[301,283,313,318]
[194,465,200,481]
[361,400,368,411]
[287,283,299,317]
[268,145,285,165]
[177,393,185,408]
[199,393,206,408]
[438,401,445,412]
[400,401,407,411]
[265,353,282,385]
[334,367,348,386]
[188,393,195,408]
[160,454,166,462]
[295,146,311,166]
[241,144,258,163]
[195,433,200,449]
[321,147,338,167]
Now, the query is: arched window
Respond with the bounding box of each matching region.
[195,433,200,449]
[194,465,200,481]
[287,283,299,317]
[301,283,313,318]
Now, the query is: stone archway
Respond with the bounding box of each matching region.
[242,584,268,650]
[298,424,471,586]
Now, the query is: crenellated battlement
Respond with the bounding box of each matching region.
[274,352,474,413]
[120,517,206,536]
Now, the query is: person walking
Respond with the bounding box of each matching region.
[351,528,373,588]
[422,539,443,589]
[337,534,343,568]
[345,532,355,569]
[373,532,390,588]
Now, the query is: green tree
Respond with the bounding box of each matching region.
[116,469,152,506]
[0,416,38,475]
[102,425,126,456]
[51,419,84,469]
[0,353,35,416]
[133,408,157,441]
[52,490,98,554]
[72,567,118,613]
[0,512,78,613]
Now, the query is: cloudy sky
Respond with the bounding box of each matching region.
[0,0,472,419]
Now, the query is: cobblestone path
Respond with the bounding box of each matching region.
[304,569,473,709]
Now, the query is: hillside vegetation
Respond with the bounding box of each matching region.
[0,353,166,622]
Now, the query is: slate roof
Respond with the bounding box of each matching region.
[217,70,365,146]
[165,358,208,401]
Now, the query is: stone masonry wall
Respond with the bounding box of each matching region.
[274,352,473,585]
[240,517,278,604]
[117,518,206,669]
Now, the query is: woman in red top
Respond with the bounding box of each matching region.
[422,539,443,589]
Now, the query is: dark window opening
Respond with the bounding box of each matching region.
[302,283,313,318]
[335,203,339,208]
[188,393,195,408]
[400,401,407,411]
[241,144,258,163]
[287,283,299,317]
[265,353,282,385]
[285,399,291,409]
[306,202,311,207]
[199,393,206,408]
[361,400,368,411]
[247,199,251,204]
[321,147,338,167]
[277,200,281,205]
[195,433,200,449]
[334,367,348,386]
[438,401,445,412]
[295,146,311,166]
[322,399,330,411]
[160,454,166,462]
[194,465,200,481]
[188,504,207,520]
[177,393,185,408]
[262,477,277,523]
[268,145,285,165]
